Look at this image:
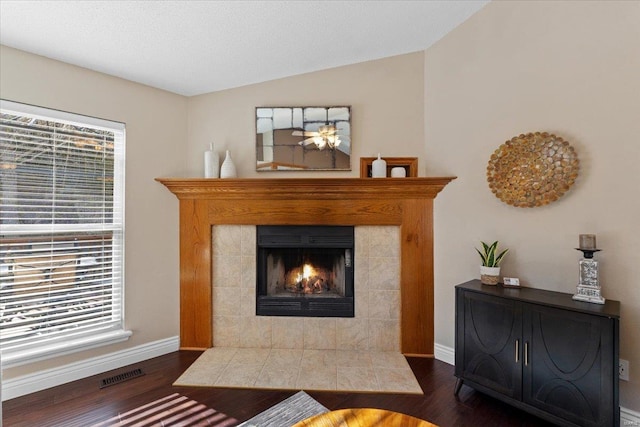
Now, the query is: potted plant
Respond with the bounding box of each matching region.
[476,241,509,285]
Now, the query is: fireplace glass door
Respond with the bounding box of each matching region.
[256,225,354,317]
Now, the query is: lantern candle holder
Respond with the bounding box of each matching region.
[572,247,605,304]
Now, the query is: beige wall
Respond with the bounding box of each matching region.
[186,52,426,178]
[0,45,187,380]
[425,0,640,410]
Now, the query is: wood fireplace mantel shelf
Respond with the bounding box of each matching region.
[156,177,454,200]
[157,177,456,355]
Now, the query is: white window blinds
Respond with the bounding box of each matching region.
[0,100,129,366]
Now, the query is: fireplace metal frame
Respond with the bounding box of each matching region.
[256,225,354,317]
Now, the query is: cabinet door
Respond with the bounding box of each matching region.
[523,304,615,427]
[456,290,522,399]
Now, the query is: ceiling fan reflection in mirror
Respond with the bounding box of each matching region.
[293,124,344,150]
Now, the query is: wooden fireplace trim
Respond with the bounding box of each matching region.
[156,177,455,356]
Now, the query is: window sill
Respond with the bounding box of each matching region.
[1,330,133,368]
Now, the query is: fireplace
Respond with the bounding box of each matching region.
[256,225,354,317]
[157,177,455,353]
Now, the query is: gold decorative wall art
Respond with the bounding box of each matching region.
[487,132,579,208]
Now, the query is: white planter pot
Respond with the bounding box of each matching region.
[480,266,501,285]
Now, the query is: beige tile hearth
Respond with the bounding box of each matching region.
[190,227,421,395]
[174,347,423,394]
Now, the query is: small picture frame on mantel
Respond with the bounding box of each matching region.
[360,157,418,178]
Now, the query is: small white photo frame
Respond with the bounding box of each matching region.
[503,277,520,287]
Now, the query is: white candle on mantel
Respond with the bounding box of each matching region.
[579,234,597,250]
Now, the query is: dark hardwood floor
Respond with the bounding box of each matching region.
[2,351,554,426]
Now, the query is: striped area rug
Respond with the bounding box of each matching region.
[238,391,328,427]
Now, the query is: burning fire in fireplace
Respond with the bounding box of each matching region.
[286,263,330,294]
[256,225,354,317]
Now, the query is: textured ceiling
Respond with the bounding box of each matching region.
[0,1,489,96]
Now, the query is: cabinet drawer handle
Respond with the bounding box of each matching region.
[524,341,529,366]
[515,339,519,363]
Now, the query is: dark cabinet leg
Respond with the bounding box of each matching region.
[454,377,463,396]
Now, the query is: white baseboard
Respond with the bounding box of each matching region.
[621,406,640,426]
[434,342,455,366]
[1,336,179,401]
[432,343,638,425]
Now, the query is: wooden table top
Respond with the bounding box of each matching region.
[292,408,438,427]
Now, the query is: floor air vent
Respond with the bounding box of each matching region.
[100,368,145,389]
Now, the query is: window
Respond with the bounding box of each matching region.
[0,100,130,367]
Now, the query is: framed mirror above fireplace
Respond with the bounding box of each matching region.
[255,106,351,171]
[256,225,354,317]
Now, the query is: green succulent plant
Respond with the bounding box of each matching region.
[476,241,509,267]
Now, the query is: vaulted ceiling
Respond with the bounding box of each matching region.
[0,1,489,96]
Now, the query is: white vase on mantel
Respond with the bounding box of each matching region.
[204,143,219,178]
[371,153,387,178]
[220,150,237,179]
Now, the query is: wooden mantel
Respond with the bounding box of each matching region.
[157,177,455,356]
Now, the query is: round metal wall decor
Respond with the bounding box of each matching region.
[487,132,579,208]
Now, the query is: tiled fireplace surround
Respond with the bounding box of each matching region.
[157,177,455,356]
[212,225,401,351]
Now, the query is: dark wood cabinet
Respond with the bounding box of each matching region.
[455,280,620,427]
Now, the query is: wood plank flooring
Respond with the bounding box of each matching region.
[2,351,554,427]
